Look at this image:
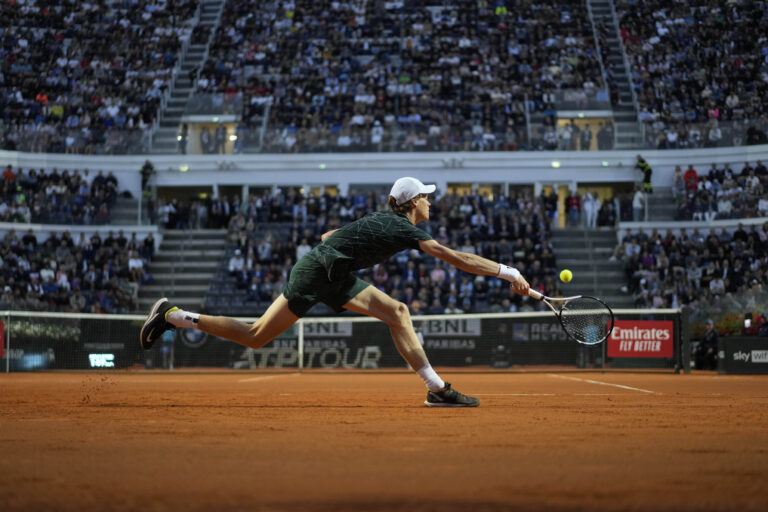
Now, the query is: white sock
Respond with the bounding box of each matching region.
[166,308,200,328]
[417,364,445,392]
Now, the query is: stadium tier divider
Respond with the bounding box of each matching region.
[1,308,687,373]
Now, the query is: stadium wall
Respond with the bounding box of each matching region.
[3,145,768,199]
[0,222,161,249]
[617,217,768,243]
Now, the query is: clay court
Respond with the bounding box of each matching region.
[1,371,766,511]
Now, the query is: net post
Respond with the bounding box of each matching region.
[679,307,691,374]
[601,335,606,373]
[5,311,10,374]
[297,319,304,372]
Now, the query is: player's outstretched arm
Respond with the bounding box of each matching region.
[419,239,530,295]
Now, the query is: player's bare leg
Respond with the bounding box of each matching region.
[196,295,299,348]
[343,286,479,406]
[140,295,298,350]
[343,286,428,369]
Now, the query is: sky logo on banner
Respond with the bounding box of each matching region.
[607,320,674,358]
[733,351,750,362]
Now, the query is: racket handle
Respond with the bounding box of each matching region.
[528,289,543,300]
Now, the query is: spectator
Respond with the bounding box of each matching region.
[566,192,582,227]
[228,249,245,275]
[583,191,600,229]
[128,250,146,282]
[214,124,227,154]
[580,124,592,151]
[683,165,699,192]
[200,127,213,154]
[427,298,445,315]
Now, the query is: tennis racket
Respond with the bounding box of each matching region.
[528,290,614,345]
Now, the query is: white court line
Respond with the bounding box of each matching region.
[574,393,626,396]
[474,393,556,396]
[473,393,633,397]
[548,374,655,394]
[238,374,299,383]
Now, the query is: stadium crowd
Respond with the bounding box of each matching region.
[0,227,156,314]
[616,0,768,149]
[5,0,768,156]
[0,0,201,154]
[612,223,768,315]
[212,189,559,315]
[672,161,768,221]
[199,0,604,153]
[1,165,119,225]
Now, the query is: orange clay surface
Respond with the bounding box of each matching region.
[1,371,767,512]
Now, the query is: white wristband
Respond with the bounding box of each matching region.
[498,263,521,282]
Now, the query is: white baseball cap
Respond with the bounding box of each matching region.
[390,177,436,205]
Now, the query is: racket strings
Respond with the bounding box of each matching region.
[560,298,613,345]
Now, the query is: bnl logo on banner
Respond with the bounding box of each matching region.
[420,319,481,336]
[419,319,481,350]
[303,322,353,336]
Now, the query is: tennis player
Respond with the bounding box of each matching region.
[141,177,530,407]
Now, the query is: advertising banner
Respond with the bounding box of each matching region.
[607,320,675,358]
[226,316,581,370]
[718,337,768,374]
[0,311,682,371]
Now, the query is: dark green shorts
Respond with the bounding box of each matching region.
[282,254,370,317]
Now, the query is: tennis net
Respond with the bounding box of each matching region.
[1,308,686,373]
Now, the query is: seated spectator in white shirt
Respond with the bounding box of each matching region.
[128,250,145,281]
[228,249,245,275]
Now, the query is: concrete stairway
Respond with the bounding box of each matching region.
[110,196,140,225]
[151,0,225,154]
[551,227,634,308]
[588,0,642,149]
[138,229,227,311]
[646,186,677,222]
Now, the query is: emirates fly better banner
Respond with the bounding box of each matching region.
[607,320,674,358]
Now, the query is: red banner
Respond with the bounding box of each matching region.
[607,320,674,358]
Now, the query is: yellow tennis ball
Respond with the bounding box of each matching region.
[560,269,573,283]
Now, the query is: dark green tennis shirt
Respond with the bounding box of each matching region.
[313,210,433,280]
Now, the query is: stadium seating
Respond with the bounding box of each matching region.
[616,0,768,148]
[672,161,768,221]
[0,0,201,154]
[201,0,603,153]
[613,222,768,312]
[0,227,157,313]
[1,166,119,225]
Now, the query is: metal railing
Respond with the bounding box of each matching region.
[609,0,640,113]
[586,0,610,97]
